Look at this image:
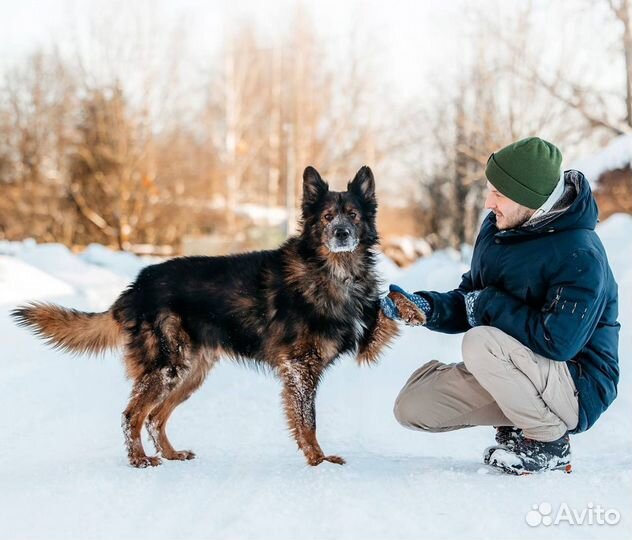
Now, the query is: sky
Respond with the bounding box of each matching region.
[1,0,622,103]
[0,0,476,101]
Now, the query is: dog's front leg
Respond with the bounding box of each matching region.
[279,362,345,466]
[356,303,400,366]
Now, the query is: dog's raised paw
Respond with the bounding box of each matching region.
[388,291,426,326]
[130,455,162,468]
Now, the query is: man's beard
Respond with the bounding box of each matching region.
[494,207,535,230]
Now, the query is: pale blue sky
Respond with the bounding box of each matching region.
[0,1,621,108]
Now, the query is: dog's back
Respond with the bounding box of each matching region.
[113,251,280,364]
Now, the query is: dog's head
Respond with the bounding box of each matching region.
[300,165,378,254]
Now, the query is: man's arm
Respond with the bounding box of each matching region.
[472,249,607,361]
[414,270,474,334]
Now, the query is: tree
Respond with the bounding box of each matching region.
[0,50,77,243]
[68,86,153,249]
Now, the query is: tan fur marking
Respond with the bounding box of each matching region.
[356,309,400,366]
[389,291,427,326]
[11,303,122,356]
[146,354,216,460]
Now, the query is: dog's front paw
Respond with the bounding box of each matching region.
[308,454,346,466]
[163,450,196,461]
[388,291,427,326]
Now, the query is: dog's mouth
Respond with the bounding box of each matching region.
[327,237,359,253]
[325,220,360,253]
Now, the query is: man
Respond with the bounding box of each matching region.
[381,137,620,475]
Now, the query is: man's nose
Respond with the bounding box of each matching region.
[484,192,495,210]
[334,227,351,240]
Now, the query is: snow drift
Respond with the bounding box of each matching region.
[0,218,630,540]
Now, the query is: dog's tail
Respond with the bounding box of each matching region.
[11,302,123,356]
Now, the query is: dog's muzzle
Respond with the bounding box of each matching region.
[329,226,359,252]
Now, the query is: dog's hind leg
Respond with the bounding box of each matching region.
[121,369,174,468]
[121,311,197,467]
[146,352,217,460]
[279,360,345,466]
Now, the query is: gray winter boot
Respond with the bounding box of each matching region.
[483,426,522,465]
[487,433,572,475]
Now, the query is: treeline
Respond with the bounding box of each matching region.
[1,2,630,255]
[0,8,384,252]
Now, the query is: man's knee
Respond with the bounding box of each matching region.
[393,370,449,432]
[393,392,444,431]
[393,388,420,428]
[462,325,504,373]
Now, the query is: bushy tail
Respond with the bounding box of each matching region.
[11,302,123,355]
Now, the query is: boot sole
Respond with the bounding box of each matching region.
[487,460,572,476]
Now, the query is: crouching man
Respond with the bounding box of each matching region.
[382,137,620,475]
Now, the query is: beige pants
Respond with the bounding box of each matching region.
[394,326,579,442]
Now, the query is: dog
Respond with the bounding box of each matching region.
[12,166,425,468]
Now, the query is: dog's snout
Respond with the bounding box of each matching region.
[334,227,351,240]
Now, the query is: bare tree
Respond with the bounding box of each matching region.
[406,2,589,248]
[606,0,632,129]
[0,50,77,243]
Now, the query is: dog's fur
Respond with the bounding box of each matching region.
[12,166,425,468]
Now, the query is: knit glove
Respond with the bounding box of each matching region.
[380,284,432,323]
[463,290,482,327]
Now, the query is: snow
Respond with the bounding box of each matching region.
[386,235,434,260]
[375,249,403,284]
[0,255,74,304]
[397,247,469,292]
[79,243,155,279]
[572,134,632,187]
[1,220,631,540]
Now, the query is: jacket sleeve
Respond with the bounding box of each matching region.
[473,249,607,361]
[414,270,473,334]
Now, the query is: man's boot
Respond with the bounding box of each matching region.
[487,433,572,475]
[483,426,522,465]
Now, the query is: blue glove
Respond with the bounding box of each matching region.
[380,284,433,322]
[463,290,482,327]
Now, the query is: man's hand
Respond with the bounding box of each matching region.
[463,290,482,327]
[380,284,431,326]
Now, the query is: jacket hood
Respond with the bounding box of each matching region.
[488,170,598,240]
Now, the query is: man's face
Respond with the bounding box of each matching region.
[484,182,535,230]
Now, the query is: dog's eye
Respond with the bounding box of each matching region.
[324,214,334,222]
[348,212,357,219]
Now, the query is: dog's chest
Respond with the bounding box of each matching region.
[320,289,370,353]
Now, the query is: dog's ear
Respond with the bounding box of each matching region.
[348,166,375,202]
[302,166,329,206]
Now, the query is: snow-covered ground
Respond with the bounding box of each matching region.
[0,218,630,540]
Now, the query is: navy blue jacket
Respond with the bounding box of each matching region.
[418,171,620,433]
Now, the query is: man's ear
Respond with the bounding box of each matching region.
[302,166,329,207]
[348,166,376,202]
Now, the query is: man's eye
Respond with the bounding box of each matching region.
[348,212,357,219]
[324,214,334,222]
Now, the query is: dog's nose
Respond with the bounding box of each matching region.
[334,227,351,240]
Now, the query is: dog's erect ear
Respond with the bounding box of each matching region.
[302,166,329,206]
[348,166,375,202]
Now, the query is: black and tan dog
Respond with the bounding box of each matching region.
[12,166,425,468]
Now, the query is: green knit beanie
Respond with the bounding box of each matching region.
[485,137,563,209]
